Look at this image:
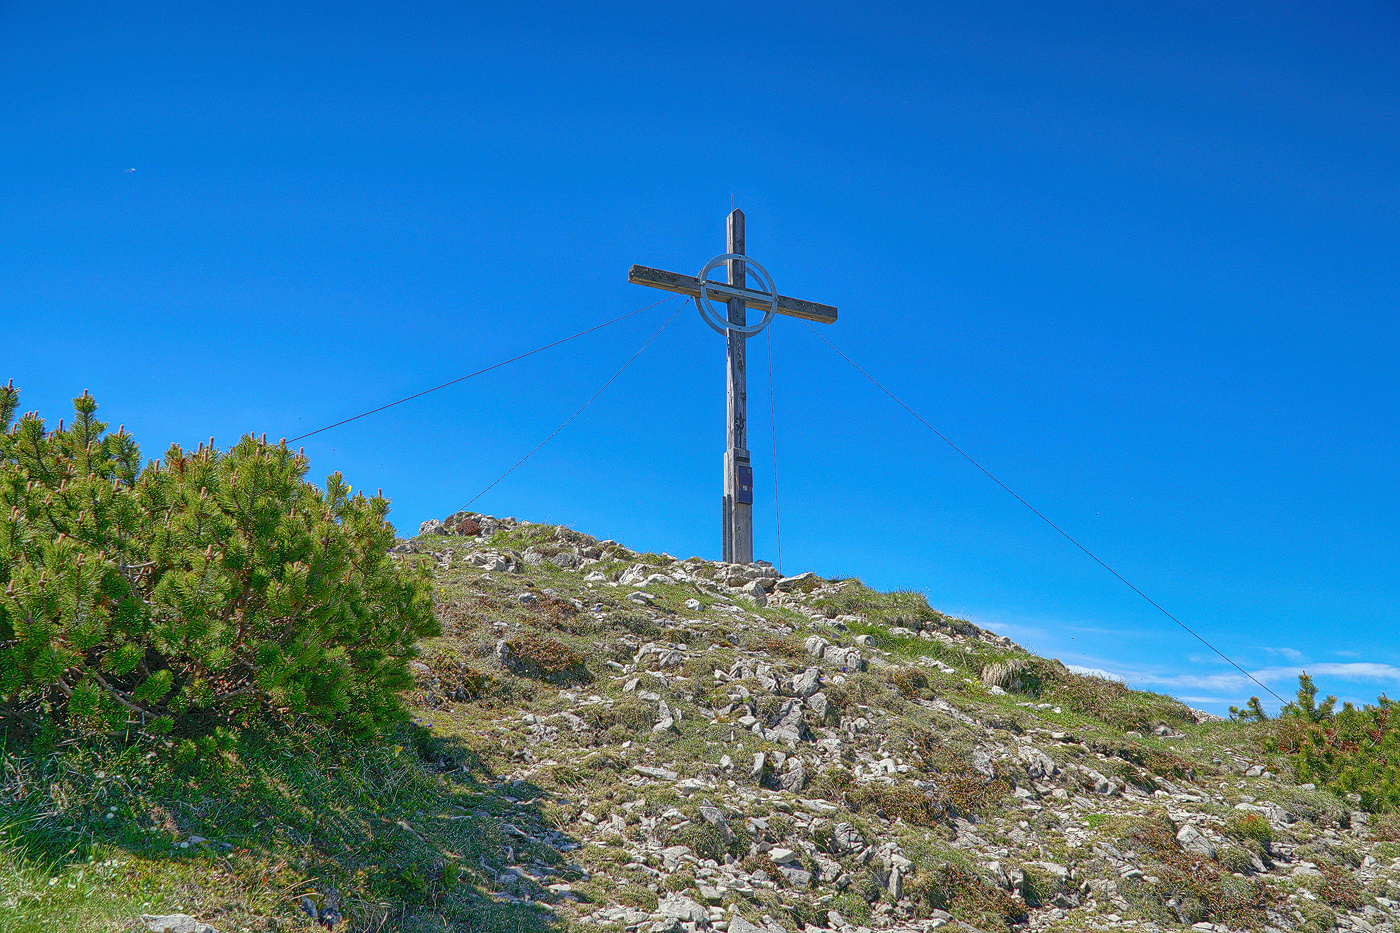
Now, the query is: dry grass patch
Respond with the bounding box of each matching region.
[1114,811,1273,928]
[905,865,1027,930]
[498,636,591,684]
[845,783,945,827]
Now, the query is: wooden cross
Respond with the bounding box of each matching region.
[629,209,838,564]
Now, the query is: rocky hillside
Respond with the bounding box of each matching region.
[393,512,1400,933]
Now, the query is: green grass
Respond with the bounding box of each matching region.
[0,724,568,933]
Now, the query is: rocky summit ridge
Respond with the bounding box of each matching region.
[396,512,1400,933]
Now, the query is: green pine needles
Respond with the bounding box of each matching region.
[1235,673,1400,812]
[1280,676,1400,812]
[0,384,437,744]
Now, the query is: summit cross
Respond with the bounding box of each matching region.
[629,209,838,564]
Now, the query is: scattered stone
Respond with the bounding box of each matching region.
[777,756,807,792]
[832,822,864,854]
[634,765,679,781]
[790,667,822,698]
[822,645,864,671]
[750,752,768,783]
[727,918,767,933]
[1176,823,1217,859]
[774,571,819,592]
[652,699,677,733]
[778,863,813,888]
[141,917,219,933]
[657,894,706,923]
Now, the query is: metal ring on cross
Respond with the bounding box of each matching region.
[695,253,778,337]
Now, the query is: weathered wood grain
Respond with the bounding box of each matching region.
[628,264,838,325]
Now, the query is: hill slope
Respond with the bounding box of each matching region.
[397,513,1399,933]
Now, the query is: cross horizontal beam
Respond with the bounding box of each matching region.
[628,264,838,325]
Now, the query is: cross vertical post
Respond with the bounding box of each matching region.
[724,209,752,564]
[627,211,837,565]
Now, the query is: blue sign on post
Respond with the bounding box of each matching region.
[735,462,754,505]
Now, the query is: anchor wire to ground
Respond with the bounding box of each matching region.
[463,300,686,509]
[289,295,682,443]
[801,320,1287,707]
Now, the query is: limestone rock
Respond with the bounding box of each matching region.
[778,863,813,888]
[657,893,706,922]
[790,667,822,698]
[141,916,219,933]
[777,756,807,792]
[1017,744,1058,779]
[727,918,768,933]
[822,645,865,671]
[774,571,819,592]
[1176,823,1217,858]
[831,821,864,854]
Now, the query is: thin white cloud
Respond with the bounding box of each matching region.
[1066,665,1125,682]
[1302,662,1400,681]
[968,611,1146,643]
[953,605,1400,714]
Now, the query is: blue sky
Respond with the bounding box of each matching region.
[4,1,1398,716]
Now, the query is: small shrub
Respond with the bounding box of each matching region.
[886,666,931,698]
[1226,811,1273,844]
[1318,862,1364,909]
[498,636,590,684]
[1019,863,1072,907]
[751,634,804,659]
[1372,812,1400,841]
[845,783,945,827]
[663,870,694,892]
[676,818,746,863]
[0,386,437,743]
[810,765,855,801]
[1115,811,1272,927]
[1264,674,1400,812]
[1215,844,1256,875]
[614,611,662,640]
[1089,738,1198,783]
[617,884,658,911]
[583,699,652,735]
[905,865,1027,930]
[446,516,482,536]
[907,732,1011,816]
[1272,784,1348,826]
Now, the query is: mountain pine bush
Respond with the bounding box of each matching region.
[0,384,437,743]
[1240,673,1400,812]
